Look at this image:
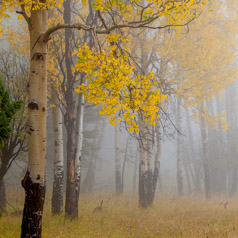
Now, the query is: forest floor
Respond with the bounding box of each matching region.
[1,189,238,237]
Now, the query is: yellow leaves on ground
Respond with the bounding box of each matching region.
[74,38,167,131]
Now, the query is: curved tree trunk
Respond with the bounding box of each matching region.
[51,90,64,215]
[21,8,48,238]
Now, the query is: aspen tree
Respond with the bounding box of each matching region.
[51,89,64,215]
[0,0,209,235]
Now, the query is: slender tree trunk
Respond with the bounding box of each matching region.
[138,115,148,208]
[133,148,138,193]
[74,81,85,206]
[199,104,211,199]
[51,90,64,215]
[146,123,153,204]
[115,121,122,196]
[215,95,227,194]
[81,120,100,193]
[138,116,158,207]
[176,96,183,196]
[122,137,130,193]
[183,159,192,194]
[229,165,238,197]
[0,179,6,212]
[21,8,48,238]
[81,155,95,193]
[149,123,161,204]
[185,109,201,194]
[63,0,78,219]
[64,101,77,218]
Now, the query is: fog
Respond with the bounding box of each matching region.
[0,0,237,237]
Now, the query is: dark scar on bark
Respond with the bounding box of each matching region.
[28,102,39,110]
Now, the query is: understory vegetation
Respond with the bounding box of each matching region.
[1,190,238,237]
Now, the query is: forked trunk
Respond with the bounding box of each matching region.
[21,8,48,238]
[51,90,64,215]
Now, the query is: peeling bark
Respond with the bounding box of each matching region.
[21,172,45,238]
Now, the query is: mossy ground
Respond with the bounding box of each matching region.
[1,189,238,237]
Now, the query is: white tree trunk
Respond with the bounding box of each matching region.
[21,8,48,238]
[75,86,85,201]
[52,90,64,215]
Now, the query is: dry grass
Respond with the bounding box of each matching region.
[1,192,238,237]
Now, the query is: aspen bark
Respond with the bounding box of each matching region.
[115,121,122,196]
[51,90,64,215]
[176,96,183,196]
[21,8,48,238]
[138,115,159,207]
[199,104,211,199]
[74,86,85,205]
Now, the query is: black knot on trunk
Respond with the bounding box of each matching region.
[28,102,39,110]
[21,171,33,189]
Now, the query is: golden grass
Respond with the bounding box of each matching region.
[1,193,238,238]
